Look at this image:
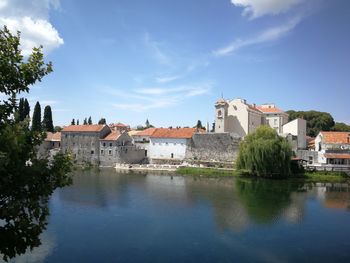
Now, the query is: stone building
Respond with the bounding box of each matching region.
[109,122,130,133]
[37,132,61,158]
[61,124,111,165]
[99,130,146,166]
[257,103,289,133]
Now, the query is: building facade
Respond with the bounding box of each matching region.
[282,118,307,150]
[61,125,111,165]
[257,103,289,133]
[315,131,350,165]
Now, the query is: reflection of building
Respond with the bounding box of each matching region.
[323,185,350,210]
[315,131,350,166]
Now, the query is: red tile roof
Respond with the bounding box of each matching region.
[101,130,122,141]
[320,131,350,144]
[134,128,157,136]
[151,128,202,139]
[324,153,350,159]
[62,125,107,132]
[45,132,61,141]
[256,106,284,113]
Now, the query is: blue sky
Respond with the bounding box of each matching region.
[1,0,349,127]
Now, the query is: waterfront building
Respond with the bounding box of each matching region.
[282,118,307,150]
[257,103,289,133]
[149,128,199,162]
[130,128,157,157]
[315,131,350,165]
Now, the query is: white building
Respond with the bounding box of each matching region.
[282,118,307,149]
[257,103,289,133]
[315,131,350,165]
[149,128,198,161]
[215,98,264,137]
[130,128,157,157]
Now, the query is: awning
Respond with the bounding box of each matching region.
[324,154,350,159]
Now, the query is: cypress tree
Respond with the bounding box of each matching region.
[17,98,24,121]
[76,119,79,125]
[23,99,30,119]
[42,105,54,132]
[32,101,41,131]
[88,116,92,125]
[83,118,87,125]
[98,118,106,125]
[71,119,75,125]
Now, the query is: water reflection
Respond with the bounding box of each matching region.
[6,170,350,262]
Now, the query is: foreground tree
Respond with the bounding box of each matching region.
[42,105,54,132]
[0,26,72,261]
[32,101,41,131]
[236,126,292,178]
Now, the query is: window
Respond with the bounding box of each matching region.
[166,142,168,145]
[171,153,174,158]
[103,142,106,147]
[101,149,104,155]
[91,150,94,154]
[108,150,112,155]
[109,142,112,147]
[145,150,147,157]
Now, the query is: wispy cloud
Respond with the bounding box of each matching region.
[155,75,182,84]
[144,32,170,65]
[231,0,304,19]
[107,82,212,112]
[213,16,301,57]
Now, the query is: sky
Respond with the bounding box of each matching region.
[0,0,349,127]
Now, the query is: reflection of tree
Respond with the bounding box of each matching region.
[0,156,72,262]
[185,178,248,232]
[235,178,304,224]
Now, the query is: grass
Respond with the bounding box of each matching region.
[176,167,350,183]
[176,167,240,177]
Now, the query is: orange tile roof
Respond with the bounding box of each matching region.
[320,131,350,144]
[62,125,107,132]
[256,106,284,113]
[246,104,262,114]
[150,128,201,139]
[134,128,157,136]
[45,132,61,141]
[101,130,122,141]
[324,153,350,159]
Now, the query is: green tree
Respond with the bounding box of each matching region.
[0,26,72,261]
[98,118,106,125]
[42,105,54,132]
[17,98,24,121]
[195,120,203,129]
[83,118,87,125]
[236,126,292,178]
[31,101,41,131]
[76,119,79,125]
[23,98,30,119]
[88,116,92,125]
[286,110,335,137]
[54,126,62,132]
[332,122,350,132]
[71,118,75,125]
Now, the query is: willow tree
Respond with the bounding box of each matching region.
[236,126,292,178]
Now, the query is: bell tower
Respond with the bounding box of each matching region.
[214,98,228,133]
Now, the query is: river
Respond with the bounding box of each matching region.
[6,169,350,262]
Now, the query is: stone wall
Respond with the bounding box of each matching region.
[99,146,146,166]
[186,133,240,164]
[296,150,318,165]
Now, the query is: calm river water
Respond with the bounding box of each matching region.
[8,169,350,262]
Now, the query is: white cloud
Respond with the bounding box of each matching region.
[109,82,212,112]
[231,0,304,19]
[144,32,170,65]
[155,75,182,84]
[0,0,63,56]
[213,16,301,56]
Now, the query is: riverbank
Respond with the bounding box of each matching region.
[176,167,350,183]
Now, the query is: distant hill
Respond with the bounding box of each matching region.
[286,110,350,137]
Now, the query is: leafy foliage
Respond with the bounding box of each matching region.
[331,122,350,132]
[0,26,72,261]
[236,126,292,178]
[286,110,335,137]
